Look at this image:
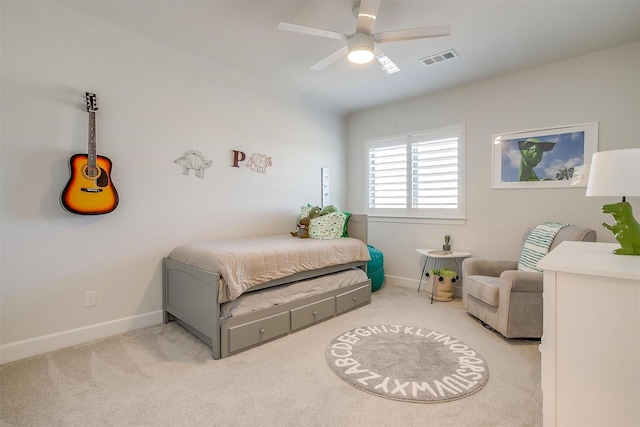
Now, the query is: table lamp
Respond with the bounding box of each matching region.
[586,148,640,255]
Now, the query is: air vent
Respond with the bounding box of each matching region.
[419,49,458,67]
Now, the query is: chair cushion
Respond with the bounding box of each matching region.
[465,275,500,307]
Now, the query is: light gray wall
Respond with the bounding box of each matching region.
[346,41,640,288]
[0,3,346,362]
[2,2,638,363]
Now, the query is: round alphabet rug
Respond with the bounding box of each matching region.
[325,325,489,403]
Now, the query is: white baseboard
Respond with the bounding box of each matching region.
[0,310,163,365]
[383,274,419,290]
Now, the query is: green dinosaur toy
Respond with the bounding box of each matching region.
[601,201,640,255]
[319,205,339,216]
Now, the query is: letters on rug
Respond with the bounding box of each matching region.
[326,325,489,403]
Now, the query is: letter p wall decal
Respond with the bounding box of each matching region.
[232,150,246,167]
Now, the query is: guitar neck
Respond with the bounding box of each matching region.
[88,111,97,167]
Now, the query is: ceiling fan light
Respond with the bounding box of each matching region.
[347,32,375,64]
[348,48,374,64]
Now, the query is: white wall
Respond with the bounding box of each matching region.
[347,41,640,288]
[0,3,346,363]
[3,2,638,364]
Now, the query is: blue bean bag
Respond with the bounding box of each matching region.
[367,245,384,292]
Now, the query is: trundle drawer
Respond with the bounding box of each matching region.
[336,284,371,314]
[290,297,335,331]
[227,311,289,353]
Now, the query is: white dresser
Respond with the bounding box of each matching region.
[538,241,640,427]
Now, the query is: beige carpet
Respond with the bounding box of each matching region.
[0,285,542,427]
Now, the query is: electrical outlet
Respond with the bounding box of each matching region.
[84,291,96,307]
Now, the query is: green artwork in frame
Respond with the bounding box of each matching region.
[492,122,598,189]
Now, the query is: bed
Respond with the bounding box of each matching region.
[163,214,371,359]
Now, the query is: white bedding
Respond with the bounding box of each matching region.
[168,235,370,303]
[220,268,368,319]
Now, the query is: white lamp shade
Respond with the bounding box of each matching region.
[586,148,640,197]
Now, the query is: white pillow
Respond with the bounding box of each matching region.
[309,212,347,240]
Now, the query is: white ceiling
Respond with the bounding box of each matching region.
[59,0,640,115]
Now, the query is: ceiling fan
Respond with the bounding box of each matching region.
[277,0,451,74]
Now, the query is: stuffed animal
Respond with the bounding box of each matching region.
[290,205,341,239]
[297,216,311,239]
[319,205,339,216]
[290,207,321,238]
[290,216,312,238]
[310,206,322,218]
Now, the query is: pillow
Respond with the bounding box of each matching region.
[341,211,351,237]
[309,212,347,240]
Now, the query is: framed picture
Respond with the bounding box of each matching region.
[492,122,598,189]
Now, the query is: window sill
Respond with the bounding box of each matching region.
[368,215,466,226]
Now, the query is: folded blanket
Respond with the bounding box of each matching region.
[518,222,572,272]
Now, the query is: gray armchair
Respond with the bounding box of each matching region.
[461,225,596,338]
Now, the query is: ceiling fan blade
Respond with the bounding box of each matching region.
[374,46,400,74]
[278,22,347,41]
[375,24,451,44]
[356,0,381,34]
[310,46,348,71]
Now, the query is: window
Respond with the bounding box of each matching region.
[365,125,465,220]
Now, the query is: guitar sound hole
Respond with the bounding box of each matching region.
[83,165,101,180]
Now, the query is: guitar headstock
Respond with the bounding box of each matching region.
[85,92,98,113]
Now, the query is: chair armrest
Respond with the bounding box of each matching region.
[462,258,518,278]
[500,270,543,293]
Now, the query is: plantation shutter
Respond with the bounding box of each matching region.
[366,126,465,219]
[411,136,459,209]
[368,143,408,209]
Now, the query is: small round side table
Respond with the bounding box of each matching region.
[416,249,471,302]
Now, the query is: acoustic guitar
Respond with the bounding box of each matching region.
[61,93,119,215]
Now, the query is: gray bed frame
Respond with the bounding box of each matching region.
[163,214,371,359]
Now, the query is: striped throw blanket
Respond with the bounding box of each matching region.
[518,222,572,272]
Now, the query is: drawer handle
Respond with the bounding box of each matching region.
[312,310,318,317]
[259,328,266,335]
[352,296,357,302]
